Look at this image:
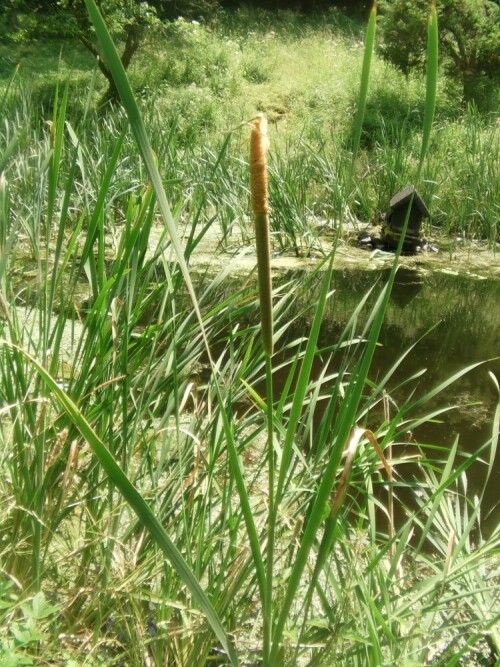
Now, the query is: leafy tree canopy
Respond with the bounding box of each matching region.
[1,1,160,106]
[378,0,500,107]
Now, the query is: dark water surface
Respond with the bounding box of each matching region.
[277,266,500,534]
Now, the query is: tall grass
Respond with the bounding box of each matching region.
[0,2,498,665]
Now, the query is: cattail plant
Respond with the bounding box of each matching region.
[250,114,273,357]
[250,113,275,663]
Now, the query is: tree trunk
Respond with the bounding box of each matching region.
[79,24,141,112]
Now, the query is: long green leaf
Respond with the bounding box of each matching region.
[486,371,499,485]
[416,435,458,553]
[418,3,438,175]
[276,253,335,503]
[401,359,493,415]
[0,130,22,176]
[83,0,203,334]
[80,5,263,581]
[349,1,377,183]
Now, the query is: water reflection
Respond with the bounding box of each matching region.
[203,264,499,531]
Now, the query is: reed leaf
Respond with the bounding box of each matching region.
[418,3,438,176]
[349,1,377,184]
[0,130,21,176]
[83,0,205,342]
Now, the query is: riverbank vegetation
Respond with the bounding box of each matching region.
[1,4,499,249]
[0,1,499,665]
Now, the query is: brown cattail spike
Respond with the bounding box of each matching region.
[249,114,273,356]
[250,114,270,215]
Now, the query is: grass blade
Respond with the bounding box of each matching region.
[0,130,22,176]
[349,1,377,183]
[275,253,335,505]
[486,371,499,484]
[418,3,438,175]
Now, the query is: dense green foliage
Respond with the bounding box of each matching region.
[2,0,159,41]
[378,0,500,109]
[0,4,499,665]
[1,0,161,106]
[3,0,499,108]
[0,8,498,243]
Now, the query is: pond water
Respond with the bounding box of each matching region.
[276,266,500,535]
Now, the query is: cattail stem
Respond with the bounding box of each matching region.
[250,114,273,357]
